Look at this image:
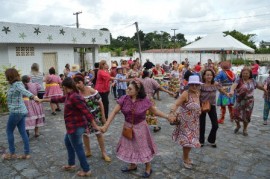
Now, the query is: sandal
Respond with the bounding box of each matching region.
[153,126,161,133]
[85,151,92,158]
[62,165,76,171]
[234,126,241,134]
[142,169,152,178]
[121,165,137,172]
[2,153,17,160]
[102,155,111,162]
[183,161,192,169]
[243,130,248,136]
[77,170,91,177]
[17,154,31,159]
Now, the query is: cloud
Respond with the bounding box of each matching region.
[0,0,270,43]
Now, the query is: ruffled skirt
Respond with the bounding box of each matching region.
[116,120,157,164]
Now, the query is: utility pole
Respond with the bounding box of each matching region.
[135,22,142,64]
[73,11,82,28]
[171,28,178,52]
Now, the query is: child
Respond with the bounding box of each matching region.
[115,66,127,98]
[263,71,270,125]
[22,75,45,137]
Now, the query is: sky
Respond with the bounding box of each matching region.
[1,0,270,45]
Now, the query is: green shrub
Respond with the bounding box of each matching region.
[0,66,9,113]
[231,58,253,65]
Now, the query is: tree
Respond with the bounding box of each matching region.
[175,33,187,47]
[223,30,257,50]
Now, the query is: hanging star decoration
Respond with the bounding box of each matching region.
[82,31,86,37]
[99,31,103,37]
[72,37,77,43]
[19,33,26,39]
[60,29,65,35]
[92,38,96,44]
[105,38,108,44]
[34,28,41,35]
[47,35,53,41]
[2,26,11,34]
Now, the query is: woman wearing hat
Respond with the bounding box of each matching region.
[67,64,81,78]
[169,75,202,169]
[214,61,236,124]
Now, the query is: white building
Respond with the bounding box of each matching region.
[0,21,110,75]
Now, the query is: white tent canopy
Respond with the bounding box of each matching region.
[181,33,255,53]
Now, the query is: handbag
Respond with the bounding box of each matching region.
[122,108,135,140]
[201,101,211,113]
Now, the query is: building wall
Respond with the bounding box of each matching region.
[0,45,9,67]
[7,44,75,75]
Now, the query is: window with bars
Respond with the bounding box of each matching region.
[16,47,35,56]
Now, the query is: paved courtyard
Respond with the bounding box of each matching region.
[0,90,270,179]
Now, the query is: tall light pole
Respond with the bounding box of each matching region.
[135,22,142,64]
[171,28,178,52]
[73,11,82,28]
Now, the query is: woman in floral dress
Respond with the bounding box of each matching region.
[229,67,266,136]
[74,74,111,162]
[170,75,202,169]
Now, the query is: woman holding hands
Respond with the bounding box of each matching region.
[229,67,266,136]
[100,80,175,178]
[169,75,202,169]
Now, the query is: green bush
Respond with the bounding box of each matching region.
[231,58,253,65]
[0,66,9,113]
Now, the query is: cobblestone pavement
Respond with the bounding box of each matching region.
[0,90,270,179]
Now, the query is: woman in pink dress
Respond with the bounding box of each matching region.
[101,80,174,178]
[170,75,202,169]
[22,75,45,137]
[43,67,63,115]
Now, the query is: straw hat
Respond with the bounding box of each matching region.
[188,75,203,85]
[71,64,80,72]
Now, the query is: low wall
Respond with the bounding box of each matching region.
[80,52,270,69]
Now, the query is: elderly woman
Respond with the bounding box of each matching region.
[100,80,174,178]
[229,67,266,136]
[2,68,39,160]
[140,70,175,132]
[169,75,202,169]
[95,60,115,119]
[29,63,45,99]
[127,63,141,79]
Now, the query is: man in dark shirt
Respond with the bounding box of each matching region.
[92,62,99,87]
[143,59,155,70]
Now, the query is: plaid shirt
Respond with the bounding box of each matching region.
[7,81,34,114]
[51,91,94,134]
[115,74,127,90]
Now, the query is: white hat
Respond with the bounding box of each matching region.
[188,75,203,85]
[117,66,123,69]
[71,64,80,72]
